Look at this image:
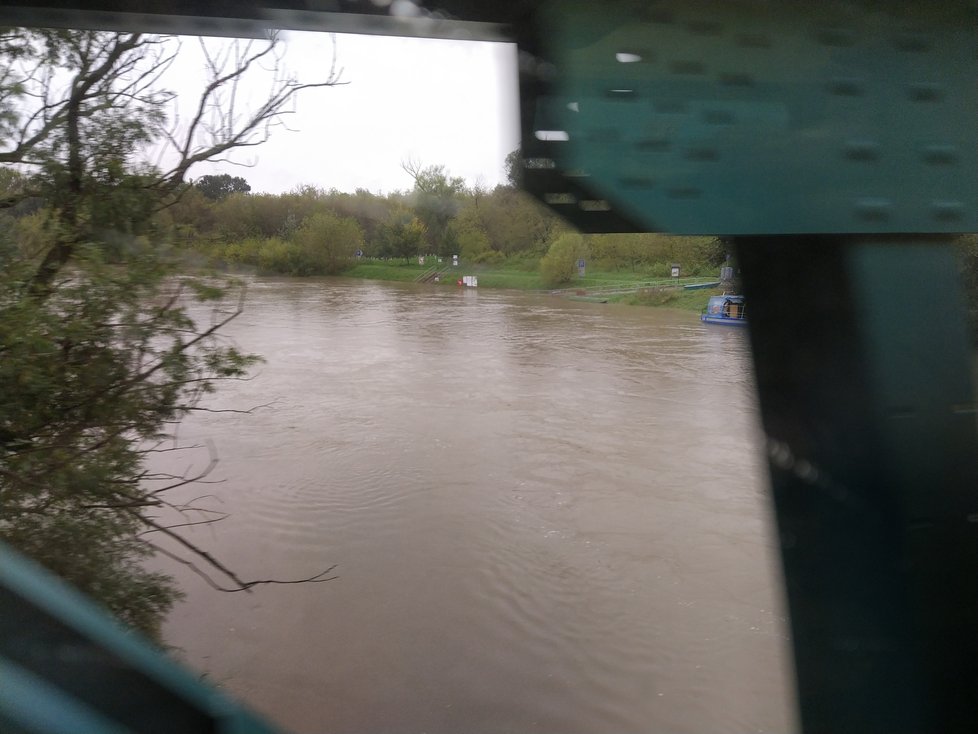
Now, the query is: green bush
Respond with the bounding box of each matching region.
[503,249,547,271]
[293,211,364,275]
[257,237,302,275]
[457,225,491,261]
[649,262,671,278]
[473,249,505,265]
[540,233,586,287]
[212,212,365,276]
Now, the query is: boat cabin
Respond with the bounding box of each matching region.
[701,295,747,326]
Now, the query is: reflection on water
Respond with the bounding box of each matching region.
[154,277,796,733]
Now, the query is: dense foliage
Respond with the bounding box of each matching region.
[0,246,255,636]
[172,165,727,280]
[195,174,252,201]
[540,233,586,287]
[0,28,336,640]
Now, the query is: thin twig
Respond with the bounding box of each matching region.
[136,514,338,592]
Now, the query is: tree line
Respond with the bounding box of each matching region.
[166,165,567,273]
[161,166,727,286]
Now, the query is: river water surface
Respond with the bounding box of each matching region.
[156,277,796,733]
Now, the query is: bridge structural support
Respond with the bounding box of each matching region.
[737,236,978,733]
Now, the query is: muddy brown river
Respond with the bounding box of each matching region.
[155,277,796,733]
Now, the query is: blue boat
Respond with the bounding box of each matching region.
[701,294,747,326]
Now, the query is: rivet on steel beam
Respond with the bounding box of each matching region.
[635,138,671,152]
[670,60,706,75]
[684,147,720,162]
[667,187,703,199]
[815,28,856,47]
[718,72,754,87]
[854,198,893,221]
[892,33,931,52]
[586,129,621,143]
[923,145,958,165]
[642,8,675,24]
[655,100,688,114]
[908,83,945,102]
[702,109,736,125]
[843,140,880,162]
[619,177,655,188]
[687,20,723,36]
[827,77,865,96]
[736,33,773,48]
[931,201,964,222]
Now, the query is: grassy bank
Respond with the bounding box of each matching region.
[338,258,723,312]
[610,287,724,312]
[198,243,725,312]
[341,261,437,282]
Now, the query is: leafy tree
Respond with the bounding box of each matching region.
[331,188,393,248]
[195,173,251,201]
[211,191,259,240]
[377,207,427,262]
[540,232,587,287]
[402,160,465,255]
[470,186,563,255]
[0,252,255,638]
[455,221,491,261]
[293,211,363,275]
[158,186,218,246]
[0,28,339,640]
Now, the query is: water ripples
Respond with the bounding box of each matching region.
[156,278,793,734]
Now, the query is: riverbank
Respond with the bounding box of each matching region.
[339,259,724,311]
[607,287,725,311]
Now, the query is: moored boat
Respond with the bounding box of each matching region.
[701,294,747,326]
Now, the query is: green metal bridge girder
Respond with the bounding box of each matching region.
[521,1,978,234]
[0,542,282,734]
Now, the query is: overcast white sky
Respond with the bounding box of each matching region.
[170,32,521,196]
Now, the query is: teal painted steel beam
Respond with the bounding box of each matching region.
[0,542,284,734]
[1,661,133,734]
[737,236,978,733]
[521,1,978,234]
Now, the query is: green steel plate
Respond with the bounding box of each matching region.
[523,0,977,234]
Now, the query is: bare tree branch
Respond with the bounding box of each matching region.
[184,400,275,415]
[135,511,338,592]
[155,32,345,192]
